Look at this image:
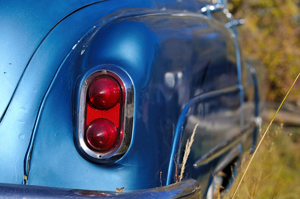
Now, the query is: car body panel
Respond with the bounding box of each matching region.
[0,0,260,197]
[26,7,240,192]
[167,86,241,192]
[0,0,107,120]
[0,0,155,184]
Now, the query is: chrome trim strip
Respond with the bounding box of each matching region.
[213,145,240,175]
[76,64,134,163]
[193,117,261,167]
[166,85,241,185]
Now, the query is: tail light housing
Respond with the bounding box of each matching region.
[76,66,134,164]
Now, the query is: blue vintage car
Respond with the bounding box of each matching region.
[0,0,262,198]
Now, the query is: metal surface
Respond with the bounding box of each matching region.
[200,4,224,14]
[0,0,106,184]
[76,66,134,163]
[0,0,155,184]
[212,145,241,176]
[226,18,246,28]
[0,0,105,121]
[24,7,238,191]
[166,86,241,186]
[193,117,261,167]
[19,2,156,188]
[0,0,260,197]
[0,179,201,199]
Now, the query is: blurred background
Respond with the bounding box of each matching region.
[225,1,300,198]
[230,0,300,104]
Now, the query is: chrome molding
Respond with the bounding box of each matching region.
[166,85,241,185]
[0,179,201,198]
[213,145,241,176]
[193,117,261,167]
[200,4,224,13]
[76,65,134,164]
[225,18,246,28]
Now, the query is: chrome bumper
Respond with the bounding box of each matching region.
[0,179,201,198]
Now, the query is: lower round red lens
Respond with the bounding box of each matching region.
[86,119,118,152]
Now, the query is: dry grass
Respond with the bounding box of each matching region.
[225,74,300,199]
[179,123,198,182]
[225,124,300,199]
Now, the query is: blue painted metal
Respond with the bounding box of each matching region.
[0,0,107,184]
[166,86,241,185]
[0,0,106,120]
[164,7,260,195]
[0,0,155,185]
[0,0,156,185]
[26,8,238,191]
[0,0,259,197]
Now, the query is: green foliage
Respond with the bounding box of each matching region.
[230,0,300,103]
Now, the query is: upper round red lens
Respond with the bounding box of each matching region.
[86,119,118,152]
[88,76,121,110]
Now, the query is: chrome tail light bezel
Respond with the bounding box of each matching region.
[75,65,134,164]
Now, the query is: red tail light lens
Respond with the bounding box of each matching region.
[88,76,121,110]
[77,67,134,164]
[86,119,118,152]
[84,74,124,158]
